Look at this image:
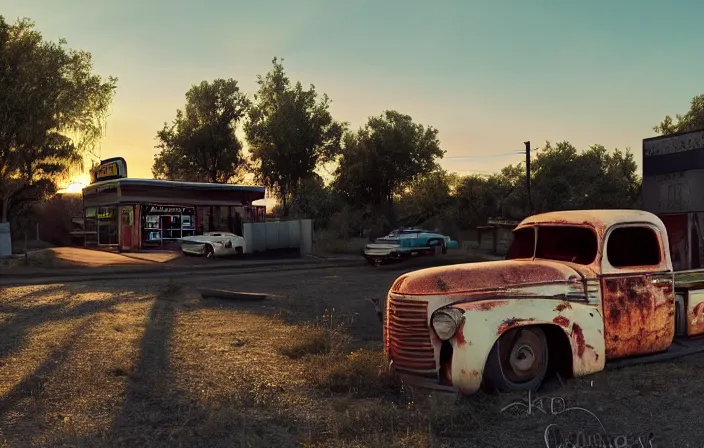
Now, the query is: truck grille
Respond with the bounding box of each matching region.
[386,295,438,378]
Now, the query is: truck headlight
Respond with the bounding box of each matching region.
[431,308,464,340]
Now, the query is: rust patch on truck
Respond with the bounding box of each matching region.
[554,302,572,312]
[497,317,521,334]
[553,316,570,328]
[572,323,586,357]
[436,277,449,292]
[601,275,674,359]
[688,302,704,336]
[459,300,510,312]
[497,317,535,335]
[476,300,510,311]
[455,321,468,347]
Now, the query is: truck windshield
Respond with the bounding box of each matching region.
[507,226,598,265]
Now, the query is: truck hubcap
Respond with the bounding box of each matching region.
[499,328,545,383]
[510,345,535,372]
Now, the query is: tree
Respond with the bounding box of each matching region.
[530,141,581,212]
[244,58,345,216]
[274,173,342,229]
[530,141,640,212]
[333,110,444,229]
[654,94,704,135]
[453,164,526,228]
[396,169,458,226]
[152,79,250,183]
[0,16,116,225]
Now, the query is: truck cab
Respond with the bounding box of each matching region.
[384,209,704,395]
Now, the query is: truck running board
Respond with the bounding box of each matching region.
[605,336,704,371]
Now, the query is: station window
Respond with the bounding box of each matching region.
[97,206,118,245]
[141,204,196,247]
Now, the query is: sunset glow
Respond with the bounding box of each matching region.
[57,174,91,194]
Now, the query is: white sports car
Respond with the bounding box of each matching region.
[180,232,246,258]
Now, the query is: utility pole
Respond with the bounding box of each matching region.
[524,141,533,215]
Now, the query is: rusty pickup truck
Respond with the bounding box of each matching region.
[384,209,704,395]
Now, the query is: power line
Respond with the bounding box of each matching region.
[439,159,525,171]
[450,169,496,174]
[443,151,524,160]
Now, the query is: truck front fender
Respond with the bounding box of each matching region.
[444,298,605,394]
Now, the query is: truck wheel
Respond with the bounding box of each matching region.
[484,326,548,392]
[204,245,214,259]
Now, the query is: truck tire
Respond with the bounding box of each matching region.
[204,244,214,259]
[484,326,548,393]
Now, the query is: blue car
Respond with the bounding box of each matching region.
[362,228,459,265]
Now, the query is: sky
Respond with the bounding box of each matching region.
[4,0,704,185]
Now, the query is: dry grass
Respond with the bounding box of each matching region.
[3,270,704,447]
[278,323,351,359]
[272,312,497,446]
[277,314,397,397]
[0,281,495,447]
[277,307,357,358]
[305,348,399,397]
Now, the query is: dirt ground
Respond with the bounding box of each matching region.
[0,265,702,447]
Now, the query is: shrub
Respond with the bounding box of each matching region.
[278,323,351,360]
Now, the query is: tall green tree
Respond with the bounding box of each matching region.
[654,94,704,135]
[530,141,640,212]
[244,58,345,216]
[0,16,116,225]
[152,79,250,183]
[333,110,444,229]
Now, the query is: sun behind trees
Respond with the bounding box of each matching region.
[0,16,117,253]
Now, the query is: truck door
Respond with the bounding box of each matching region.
[600,224,675,359]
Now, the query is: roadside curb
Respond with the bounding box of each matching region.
[0,260,365,287]
[0,252,504,286]
[0,258,364,281]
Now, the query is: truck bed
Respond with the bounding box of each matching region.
[674,269,704,290]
